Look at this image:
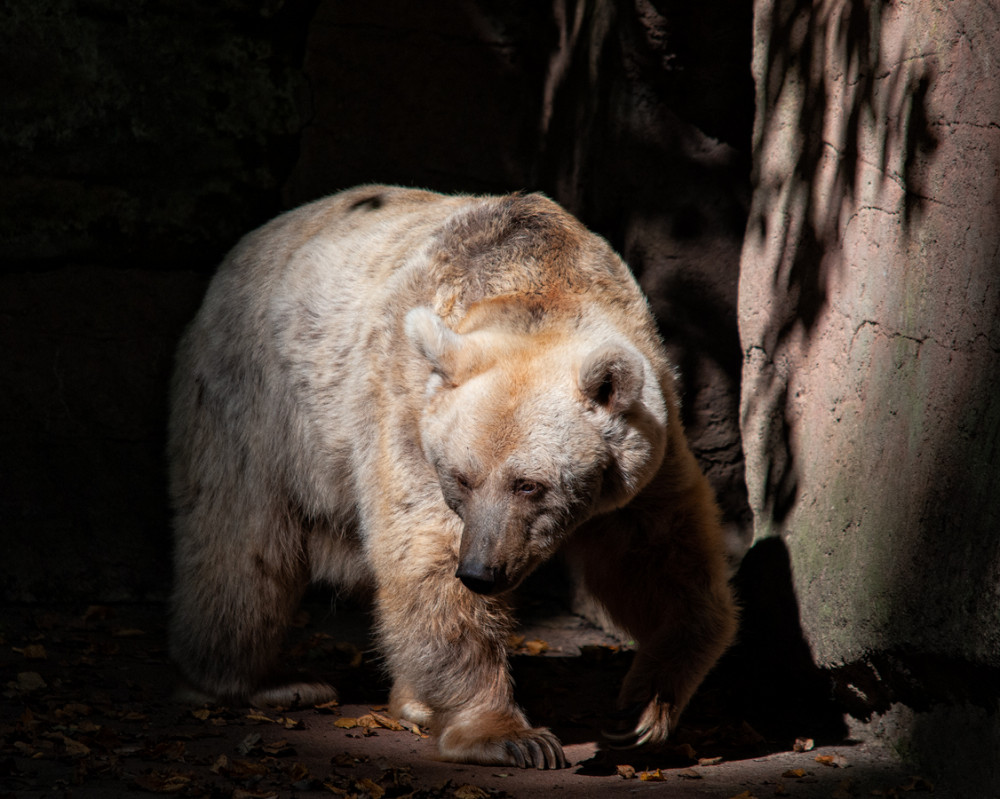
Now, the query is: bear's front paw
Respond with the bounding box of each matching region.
[439,724,568,769]
[602,698,672,749]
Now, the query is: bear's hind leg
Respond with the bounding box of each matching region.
[170,502,336,707]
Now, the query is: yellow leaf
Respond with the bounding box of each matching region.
[369,711,404,731]
[524,639,549,655]
[334,717,358,728]
[616,764,636,779]
[638,769,666,781]
[782,768,807,778]
[191,708,211,721]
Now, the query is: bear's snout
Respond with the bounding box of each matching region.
[455,561,501,595]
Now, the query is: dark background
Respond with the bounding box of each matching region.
[0,0,753,602]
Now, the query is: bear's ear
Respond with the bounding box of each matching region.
[405,307,463,378]
[579,343,646,414]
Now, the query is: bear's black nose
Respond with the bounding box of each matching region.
[456,563,498,595]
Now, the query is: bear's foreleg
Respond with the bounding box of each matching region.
[569,486,738,748]
[374,568,567,769]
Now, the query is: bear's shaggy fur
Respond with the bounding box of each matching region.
[168,186,737,769]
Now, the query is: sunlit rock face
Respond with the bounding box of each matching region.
[739,0,1000,786]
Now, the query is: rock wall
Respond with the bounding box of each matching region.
[739,0,1000,784]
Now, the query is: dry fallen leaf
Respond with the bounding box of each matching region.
[190,708,211,721]
[616,764,636,779]
[237,732,263,755]
[815,753,850,768]
[676,768,703,779]
[368,711,404,731]
[261,738,296,756]
[334,716,360,729]
[12,672,47,693]
[453,785,490,799]
[330,751,360,767]
[223,759,271,778]
[638,768,667,781]
[793,737,815,752]
[523,639,549,655]
[782,768,807,778]
[55,702,92,719]
[209,754,228,774]
[60,735,91,758]
[899,775,934,792]
[231,789,279,799]
[356,776,386,798]
[14,644,47,659]
[132,769,194,794]
[698,756,723,766]
[398,718,426,736]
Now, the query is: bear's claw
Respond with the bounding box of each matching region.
[502,728,567,769]
[602,699,672,749]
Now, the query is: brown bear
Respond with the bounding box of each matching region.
[168,185,737,769]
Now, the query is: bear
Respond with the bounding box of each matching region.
[167,185,737,769]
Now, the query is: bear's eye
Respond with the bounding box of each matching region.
[514,479,543,497]
[454,474,472,491]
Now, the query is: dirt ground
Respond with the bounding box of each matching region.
[1,597,932,799]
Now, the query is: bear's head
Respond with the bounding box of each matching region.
[405,306,667,596]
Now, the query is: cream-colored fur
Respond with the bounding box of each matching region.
[168,185,737,769]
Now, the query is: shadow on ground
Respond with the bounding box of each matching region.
[0,588,928,799]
